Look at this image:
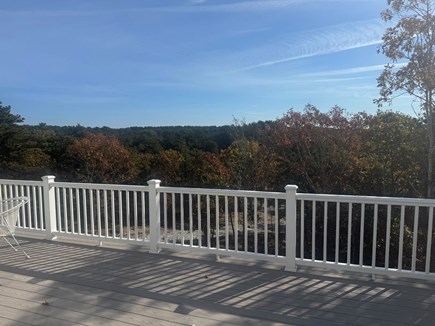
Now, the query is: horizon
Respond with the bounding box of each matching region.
[1,0,414,128]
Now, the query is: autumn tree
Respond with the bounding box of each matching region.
[265,105,370,193]
[354,111,426,197]
[183,150,230,188]
[150,150,184,186]
[220,139,278,190]
[66,133,137,183]
[375,0,435,197]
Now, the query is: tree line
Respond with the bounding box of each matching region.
[0,101,427,198]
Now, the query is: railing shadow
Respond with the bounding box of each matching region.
[1,236,435,325]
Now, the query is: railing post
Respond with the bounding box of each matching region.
[148,179,161,254]
[42,175,57,240]
[285,185,298,272]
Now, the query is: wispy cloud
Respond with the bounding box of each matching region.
[169,0,375,13]
[0,0,373,16]
[229,27,272,37]
[304,64,387,76]
[302,62,407,77]
[235,19,385,71]
[186,0,306,12]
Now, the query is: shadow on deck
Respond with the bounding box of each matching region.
[0,236,435,325]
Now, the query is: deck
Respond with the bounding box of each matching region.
[1,236,435,326]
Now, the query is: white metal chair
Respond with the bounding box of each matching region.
[0,197,30,258]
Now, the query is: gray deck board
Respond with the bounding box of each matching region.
[1,236,435,325]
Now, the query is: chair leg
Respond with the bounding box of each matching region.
[3,236,18,251]
[11,235,30,259]
[3,235,30,258]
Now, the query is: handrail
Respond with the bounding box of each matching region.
[159,186,285,199]
[297,193,435,206]
[53,181,149,192]
[0,179,42,186]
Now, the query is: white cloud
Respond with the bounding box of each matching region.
[304,64,387,76]
[302,62,407,77]
[0,0,350,16]
[174,0,375,13]
[235,19,386,71]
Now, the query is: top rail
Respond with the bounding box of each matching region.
[53,181,149,192]
[0,179,43,187]
[159,186,285,199]
[297,193,435,206]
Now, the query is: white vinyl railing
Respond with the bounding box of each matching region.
[296,194,435,279]
[1,176,434,280]
[0,179,45,231]
[157,186,288,261]
[53,181,150,242]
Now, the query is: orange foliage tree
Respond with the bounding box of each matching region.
[183,150,230,188]
[66,133,137,183]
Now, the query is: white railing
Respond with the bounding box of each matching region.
[1,176,434,280]
[0,179,45,231]
[52,181,150,243]
[296,194,435,279]
[157,185,289,264]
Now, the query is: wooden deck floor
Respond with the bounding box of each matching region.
[0,236,435,326]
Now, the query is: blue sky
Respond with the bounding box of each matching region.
[0,0,412,127]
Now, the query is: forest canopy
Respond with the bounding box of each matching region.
[0,102,426,198]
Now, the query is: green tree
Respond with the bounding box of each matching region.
[9,147,51,177]
[354,111,425,197]
[220,139,278,190]
[0,102,25,177]
[0,102,23,125]
[375,0,435,197]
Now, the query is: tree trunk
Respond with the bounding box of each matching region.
[427,91,434,198]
